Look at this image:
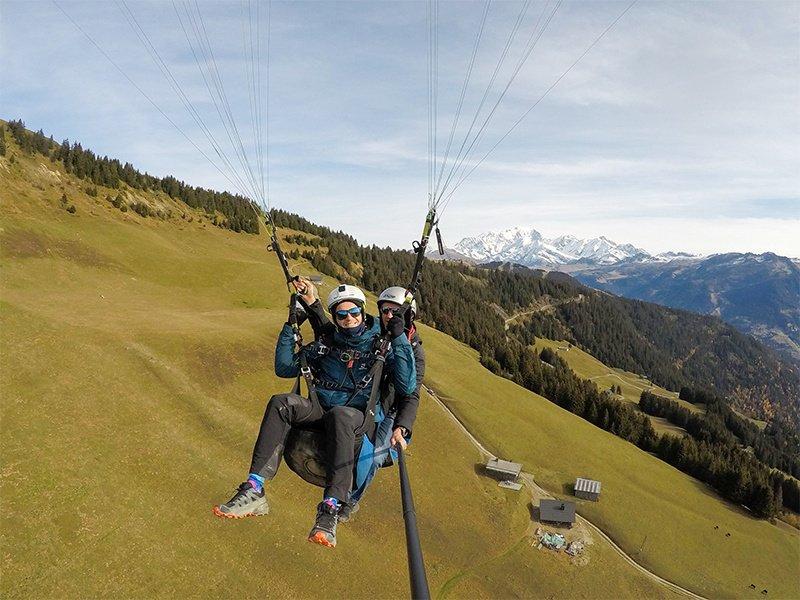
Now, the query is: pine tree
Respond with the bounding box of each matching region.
[772,477,783,514]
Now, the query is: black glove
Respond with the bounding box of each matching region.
[387,314,405,339]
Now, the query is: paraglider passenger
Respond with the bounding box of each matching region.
[213,284,417,549]
[342,285,426,521]
[290,279,426,522]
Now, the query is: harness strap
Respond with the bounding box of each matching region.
[354,354,387,436]
[296,335,378,404]
[342,346,384,408]
[308,338,367,361]
[314,379,355,392]
[293,352,319,405]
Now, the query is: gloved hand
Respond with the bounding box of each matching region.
[291,276,317,306]
[387,314,405,339]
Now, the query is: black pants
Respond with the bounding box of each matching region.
[249,393,365,501]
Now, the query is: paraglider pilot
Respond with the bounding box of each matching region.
[213,284,417,548]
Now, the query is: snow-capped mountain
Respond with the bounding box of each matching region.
[452,227,656,267]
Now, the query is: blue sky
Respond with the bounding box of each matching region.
[2,0,798,256]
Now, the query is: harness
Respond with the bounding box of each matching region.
[292,332,385,427]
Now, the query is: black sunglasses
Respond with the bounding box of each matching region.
[381,306,403,315]
[335,306,362,320]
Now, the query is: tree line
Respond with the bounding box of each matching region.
[270,208,798,431]
[640,391,798,516]
[553,291,798,427]
[674,388,800,478]
[7,120,796,517]
[4,119,259,234]
[4,117,796,428]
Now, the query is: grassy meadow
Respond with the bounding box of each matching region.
[0,147,687,598]
[533,337,701,436]
[421,329,800,599]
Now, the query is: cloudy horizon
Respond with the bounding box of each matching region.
[2,0,798,257]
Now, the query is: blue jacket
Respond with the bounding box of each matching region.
[275,314,417,411]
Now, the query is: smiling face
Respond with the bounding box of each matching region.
[333,301,363,329]
[379,301,402,328]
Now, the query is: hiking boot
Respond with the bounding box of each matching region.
[308,501,339,547]
[338,501,359,523]
[212,482,269,519]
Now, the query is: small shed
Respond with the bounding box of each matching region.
[486,458,522,481]
[539,499,576,528]
[574,477,601,501]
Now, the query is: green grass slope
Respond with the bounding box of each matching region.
[421,329,800,599]
[1,149,678,598]
[533,338,771,435]
[534,338,698,437]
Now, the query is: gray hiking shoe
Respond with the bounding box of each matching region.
[213,482,269,519]
[308,501,339,547]
[338,501,359,523]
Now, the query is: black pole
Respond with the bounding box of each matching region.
[398,446,430,600]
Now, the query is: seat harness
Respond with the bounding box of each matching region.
[292,332,386,436]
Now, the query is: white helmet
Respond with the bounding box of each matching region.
[326,284,366,313]
[378,286,417,317]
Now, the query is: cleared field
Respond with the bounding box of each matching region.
[1,150,679,598]
[532,338,772,434]
[533,338,704,436]
[421,328,800,599]
[533,338,687,406]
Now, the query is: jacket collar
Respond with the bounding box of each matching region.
[332,314,379,347]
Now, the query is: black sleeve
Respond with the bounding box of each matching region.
[300,298,335,340]
[394,340,425,434]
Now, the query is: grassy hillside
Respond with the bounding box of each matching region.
[1,144,681,598]
[534,338,697,437]
[533,338,775,438]
[421,329,799,598]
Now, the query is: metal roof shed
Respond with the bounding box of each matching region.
[486,458,522,481]
[539,499,576,527]
[574,477,601,501]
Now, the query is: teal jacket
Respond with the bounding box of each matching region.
[275,314,417,411]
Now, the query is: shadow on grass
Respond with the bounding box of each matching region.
[686,476,764,524]
[528,502,540,522]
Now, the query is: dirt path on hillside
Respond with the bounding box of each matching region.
[504,294,584,328]
[423,384,706,600]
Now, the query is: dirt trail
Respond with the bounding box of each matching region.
[504,294,584,327]
[423,384,706,600]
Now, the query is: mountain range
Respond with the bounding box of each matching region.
[445,227,800,360]
[451,226,695,268]
[575,253,800,361]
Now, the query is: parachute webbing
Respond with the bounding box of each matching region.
[436,0,639,216]
[53,0,254,201]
